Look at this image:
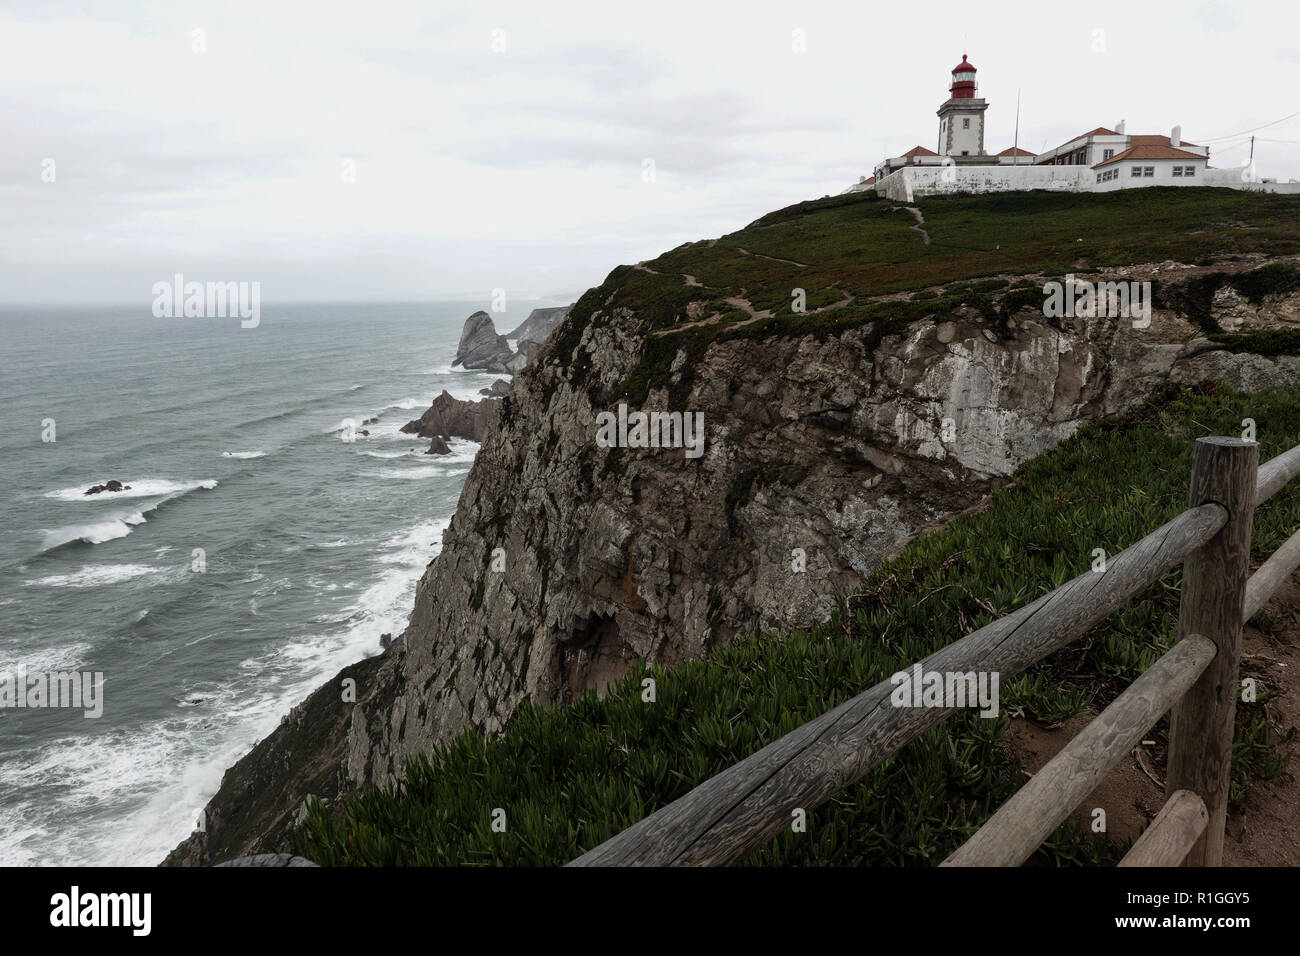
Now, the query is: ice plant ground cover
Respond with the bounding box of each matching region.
[294,384,1300,866]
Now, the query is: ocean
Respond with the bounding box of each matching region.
[0,300,545,866]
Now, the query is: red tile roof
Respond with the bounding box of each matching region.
[1070,127,1118,141]
[901,145,939,157]
[1042,127,1120,156]
[1130,133,1200,148]
[997,146,1036,156]
[1092,144,1208,168]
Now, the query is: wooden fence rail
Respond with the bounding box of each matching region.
[570,435,1300,868]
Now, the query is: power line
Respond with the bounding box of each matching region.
[1199,109,1300,143]
[1209,137,1254,154]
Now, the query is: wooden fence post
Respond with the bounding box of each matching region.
[1166,436,1258,866]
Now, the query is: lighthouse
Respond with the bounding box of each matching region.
[936,54,988,157]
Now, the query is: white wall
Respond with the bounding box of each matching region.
[874,165,1094,201]
[871,161,1299,200]
[1202,169,1300,193]
[942,109,983,156]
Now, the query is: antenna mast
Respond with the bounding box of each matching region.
[1013,89,1021,165]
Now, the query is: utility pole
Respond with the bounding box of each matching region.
[1013,89,1021,165]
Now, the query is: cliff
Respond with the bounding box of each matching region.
[509,306,570,346]
[164,188,1300,865]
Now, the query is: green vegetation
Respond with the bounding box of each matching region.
[545,189,1300,406]
[1209,328,1300,356]
[292,384,1300,867]
[1154,262,1300,333]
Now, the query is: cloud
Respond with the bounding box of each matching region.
[1,0,1297,304]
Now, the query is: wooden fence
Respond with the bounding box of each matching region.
[569,437,1300,867]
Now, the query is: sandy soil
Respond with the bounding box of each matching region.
[1006,570,1300,865]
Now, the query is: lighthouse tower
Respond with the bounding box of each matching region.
[936,54,988,157]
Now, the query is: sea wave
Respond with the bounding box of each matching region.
[26,564,164,588]
[378,397,427,413]
[360,448,418,459]
[366,465,456,480]
[0,640,93,676]
[40,513,149,550]
[38,480,217,553]
[44,478,218,503]
[221,450,266,459]
[379,518,450,567]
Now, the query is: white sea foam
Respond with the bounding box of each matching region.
[40,512,149,549]
[0,640,93,676]
[0,714,243,866]
[45,478,218,502]
[44,517,450,867]
[440,438,481,464]
[367,465,455,480]
[379,518,450,567]
[26,564,164,588]
[221,450,266,459]
[3,387,467,865]
[379,397,427,413]
[360,448,418,459]
[443,381,508,403]
[312,538,355,549]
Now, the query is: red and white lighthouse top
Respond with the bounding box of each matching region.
[949,54,977,98]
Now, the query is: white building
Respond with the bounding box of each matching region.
[861,54,1298,200]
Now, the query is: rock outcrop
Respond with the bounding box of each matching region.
[452,311,514,373]
[84,480,130,495]
[505,341,542,374]
[164,254,1300,867]
[454,308,566,374]
[508,306,570,346]
[400,390,500,455]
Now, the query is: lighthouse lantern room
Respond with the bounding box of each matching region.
[936,53,988,157]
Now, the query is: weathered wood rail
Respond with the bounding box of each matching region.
[570,436,1300,867]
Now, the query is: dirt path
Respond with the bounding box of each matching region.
[891,205,931,245]
[1007,567,1300,865]
[735,247,809,268]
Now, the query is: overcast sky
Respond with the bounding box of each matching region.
[4,0,1298,305]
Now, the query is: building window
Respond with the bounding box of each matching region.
[1172,166,1183,177]
[1103,148,1115,160]
[962,118,970,129]
[1185,165,1196,177]
[961,150,969,155]
[1131,166,1142,177]
[1143,166,1154,177]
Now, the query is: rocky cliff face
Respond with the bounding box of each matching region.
[509,306,570,345]
[167,158,1300,861]
[164,250,1300,866]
